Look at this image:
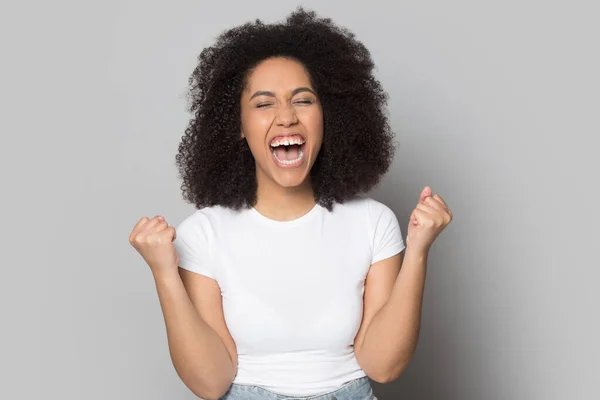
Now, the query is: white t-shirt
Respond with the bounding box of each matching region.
[173,196,405,396]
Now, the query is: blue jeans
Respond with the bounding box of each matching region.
[218,376,377,400]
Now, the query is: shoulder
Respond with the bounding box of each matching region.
[336,197,400,238]
[332,196,397,221]
[173,205,249,278]
[178,204,245,226]
[175,205,247,240]
[326,197,399,241]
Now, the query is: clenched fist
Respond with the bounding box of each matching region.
[129,215,179,275]
[406,186,452,254]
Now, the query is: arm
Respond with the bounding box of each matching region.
[354,248,427,383]
[153,268,237,400]
[355,187,451,382]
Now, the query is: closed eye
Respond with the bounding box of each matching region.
[256,99,314,108]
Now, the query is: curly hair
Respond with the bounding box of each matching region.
[175,7,395,211]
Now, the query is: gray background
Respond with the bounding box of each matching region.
[1,0,598,399]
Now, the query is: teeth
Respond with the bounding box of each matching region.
[270,137,306,147]
[272,148,304,165]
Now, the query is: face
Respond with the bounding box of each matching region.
[240,57,324,190]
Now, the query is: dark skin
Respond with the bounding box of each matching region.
[240,57,323,221]
[129,7,453,399]
[175,7,395,211]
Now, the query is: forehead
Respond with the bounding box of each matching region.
[245,57,313,92]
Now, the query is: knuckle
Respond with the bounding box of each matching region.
[136,217,148,226]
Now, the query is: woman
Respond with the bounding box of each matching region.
[129,8,452,400]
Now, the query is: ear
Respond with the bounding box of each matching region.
[240,131,245,139]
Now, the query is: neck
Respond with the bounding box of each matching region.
[253,177,316,222]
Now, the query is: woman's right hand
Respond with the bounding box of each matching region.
[129,215,179,276]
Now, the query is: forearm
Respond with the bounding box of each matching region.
[153,270,235,399]
[358,248,428,382]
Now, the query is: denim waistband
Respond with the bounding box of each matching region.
[219,376,376,400]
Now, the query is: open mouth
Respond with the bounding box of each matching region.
[270,134,306,167]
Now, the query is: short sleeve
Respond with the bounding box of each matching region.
[172,212,215,279]
[369,199,406,264]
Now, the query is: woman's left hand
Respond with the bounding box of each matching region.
[406,186,453,254]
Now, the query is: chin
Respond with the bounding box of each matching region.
[271,171,311,189]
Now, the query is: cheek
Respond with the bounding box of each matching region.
[241,111,274,138]
[245,135,266,156]
[242,121,270,158]
[297,106,323,127]
[243,112,274,135]
[307,111,324,142]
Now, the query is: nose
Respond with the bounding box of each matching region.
[275,103,298,127]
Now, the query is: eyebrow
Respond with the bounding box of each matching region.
[249,87,316,101]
